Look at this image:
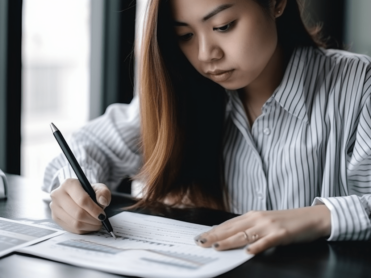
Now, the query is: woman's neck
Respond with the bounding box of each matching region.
[239,45,287,126]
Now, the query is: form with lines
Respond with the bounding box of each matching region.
[20,212,253,278]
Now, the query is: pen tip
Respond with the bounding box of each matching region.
[50,123,59,133]
[110,232,117,239]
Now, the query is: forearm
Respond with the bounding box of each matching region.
[43,99,143,192]
[313,195,371,241]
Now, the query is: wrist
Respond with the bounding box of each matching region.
[313,205,331,237]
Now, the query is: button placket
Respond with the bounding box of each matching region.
[230,92,268,210]
[252,109,272,209]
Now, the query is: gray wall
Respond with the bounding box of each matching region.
[345,0,371,55]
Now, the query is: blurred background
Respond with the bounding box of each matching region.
[0,0,370,189]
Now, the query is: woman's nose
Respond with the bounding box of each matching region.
[198,36,223,62]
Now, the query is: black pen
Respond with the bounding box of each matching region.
[50,123,116,239]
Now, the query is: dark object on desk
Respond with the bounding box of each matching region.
[50,123,115,239]
[113,196,239,226]
[1,175,371,278]
[0,169,7,199]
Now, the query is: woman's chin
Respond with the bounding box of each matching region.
[219,83,246,91]
[214,79,248,91]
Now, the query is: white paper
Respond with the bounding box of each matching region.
[20,212,253,278]
[0,217,64,257]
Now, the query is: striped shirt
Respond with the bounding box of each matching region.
[44,46,371,241]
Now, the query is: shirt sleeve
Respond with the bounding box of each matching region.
[312,63,371,241]
[42,96,142,193]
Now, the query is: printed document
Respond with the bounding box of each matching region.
[0,217,64,257]
[20,212,254,278]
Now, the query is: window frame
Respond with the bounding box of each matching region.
[0,0,22,174]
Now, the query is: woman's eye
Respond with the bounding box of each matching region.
[214,21,236,32]
[178,33,193,42]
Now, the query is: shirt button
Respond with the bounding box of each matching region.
[263,128,270,135]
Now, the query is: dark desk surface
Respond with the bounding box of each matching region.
[0,175,370,278]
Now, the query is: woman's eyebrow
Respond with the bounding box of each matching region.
[203,4,234,21]
[173,4,234,26]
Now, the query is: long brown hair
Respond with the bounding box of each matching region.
[134,0,324,211]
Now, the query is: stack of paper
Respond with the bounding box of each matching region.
[0,218,63,257]
[20,212,254,277]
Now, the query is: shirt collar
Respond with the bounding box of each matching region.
[272,47,313,124]
[225,46,314,124]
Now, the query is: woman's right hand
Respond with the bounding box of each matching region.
[49,178,111,234]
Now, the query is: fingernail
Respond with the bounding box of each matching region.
[200,238,207,244]
[212,243,219,249]
[194,235,201,242]
[98,214,106,221]
[98,196,108,207]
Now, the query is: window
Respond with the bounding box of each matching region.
[22,0,91,181]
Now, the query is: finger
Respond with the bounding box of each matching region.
[57,191,101,226]
[65,181,106,221]
[55,214,102,234]
[212,231,249,251]
[50,182,102,225]
[92,183,111,208]
[195,220,248,248]
[195,211,262,247]
[247,230,287,255]
[213,230,261,251]
[50,202,102,234]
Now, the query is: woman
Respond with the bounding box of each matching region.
[45,0,371,255]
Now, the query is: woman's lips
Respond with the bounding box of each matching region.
[207,69,234,82]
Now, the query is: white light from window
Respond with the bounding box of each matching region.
[22,0,91,183]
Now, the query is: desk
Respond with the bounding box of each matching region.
[0,175,370,278]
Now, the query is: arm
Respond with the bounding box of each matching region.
[194,205,331,254]
[313,94,371,241]
[195,61,371,253]
[43,96,142,193]
[44,96,142,234]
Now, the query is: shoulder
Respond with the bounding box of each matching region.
[78,96,141,139]
[301,47,371,98]
[311,47,371,75]
[104,95,140,122]
[299,47,371,118]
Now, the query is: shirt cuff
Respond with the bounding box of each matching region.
[312,195,371,241]
[46,166,100,192]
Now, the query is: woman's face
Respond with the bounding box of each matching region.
[170,0,279,91]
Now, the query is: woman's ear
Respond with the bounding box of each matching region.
[273,0,288,18]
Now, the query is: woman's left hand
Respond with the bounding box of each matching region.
[194,205,331,255]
